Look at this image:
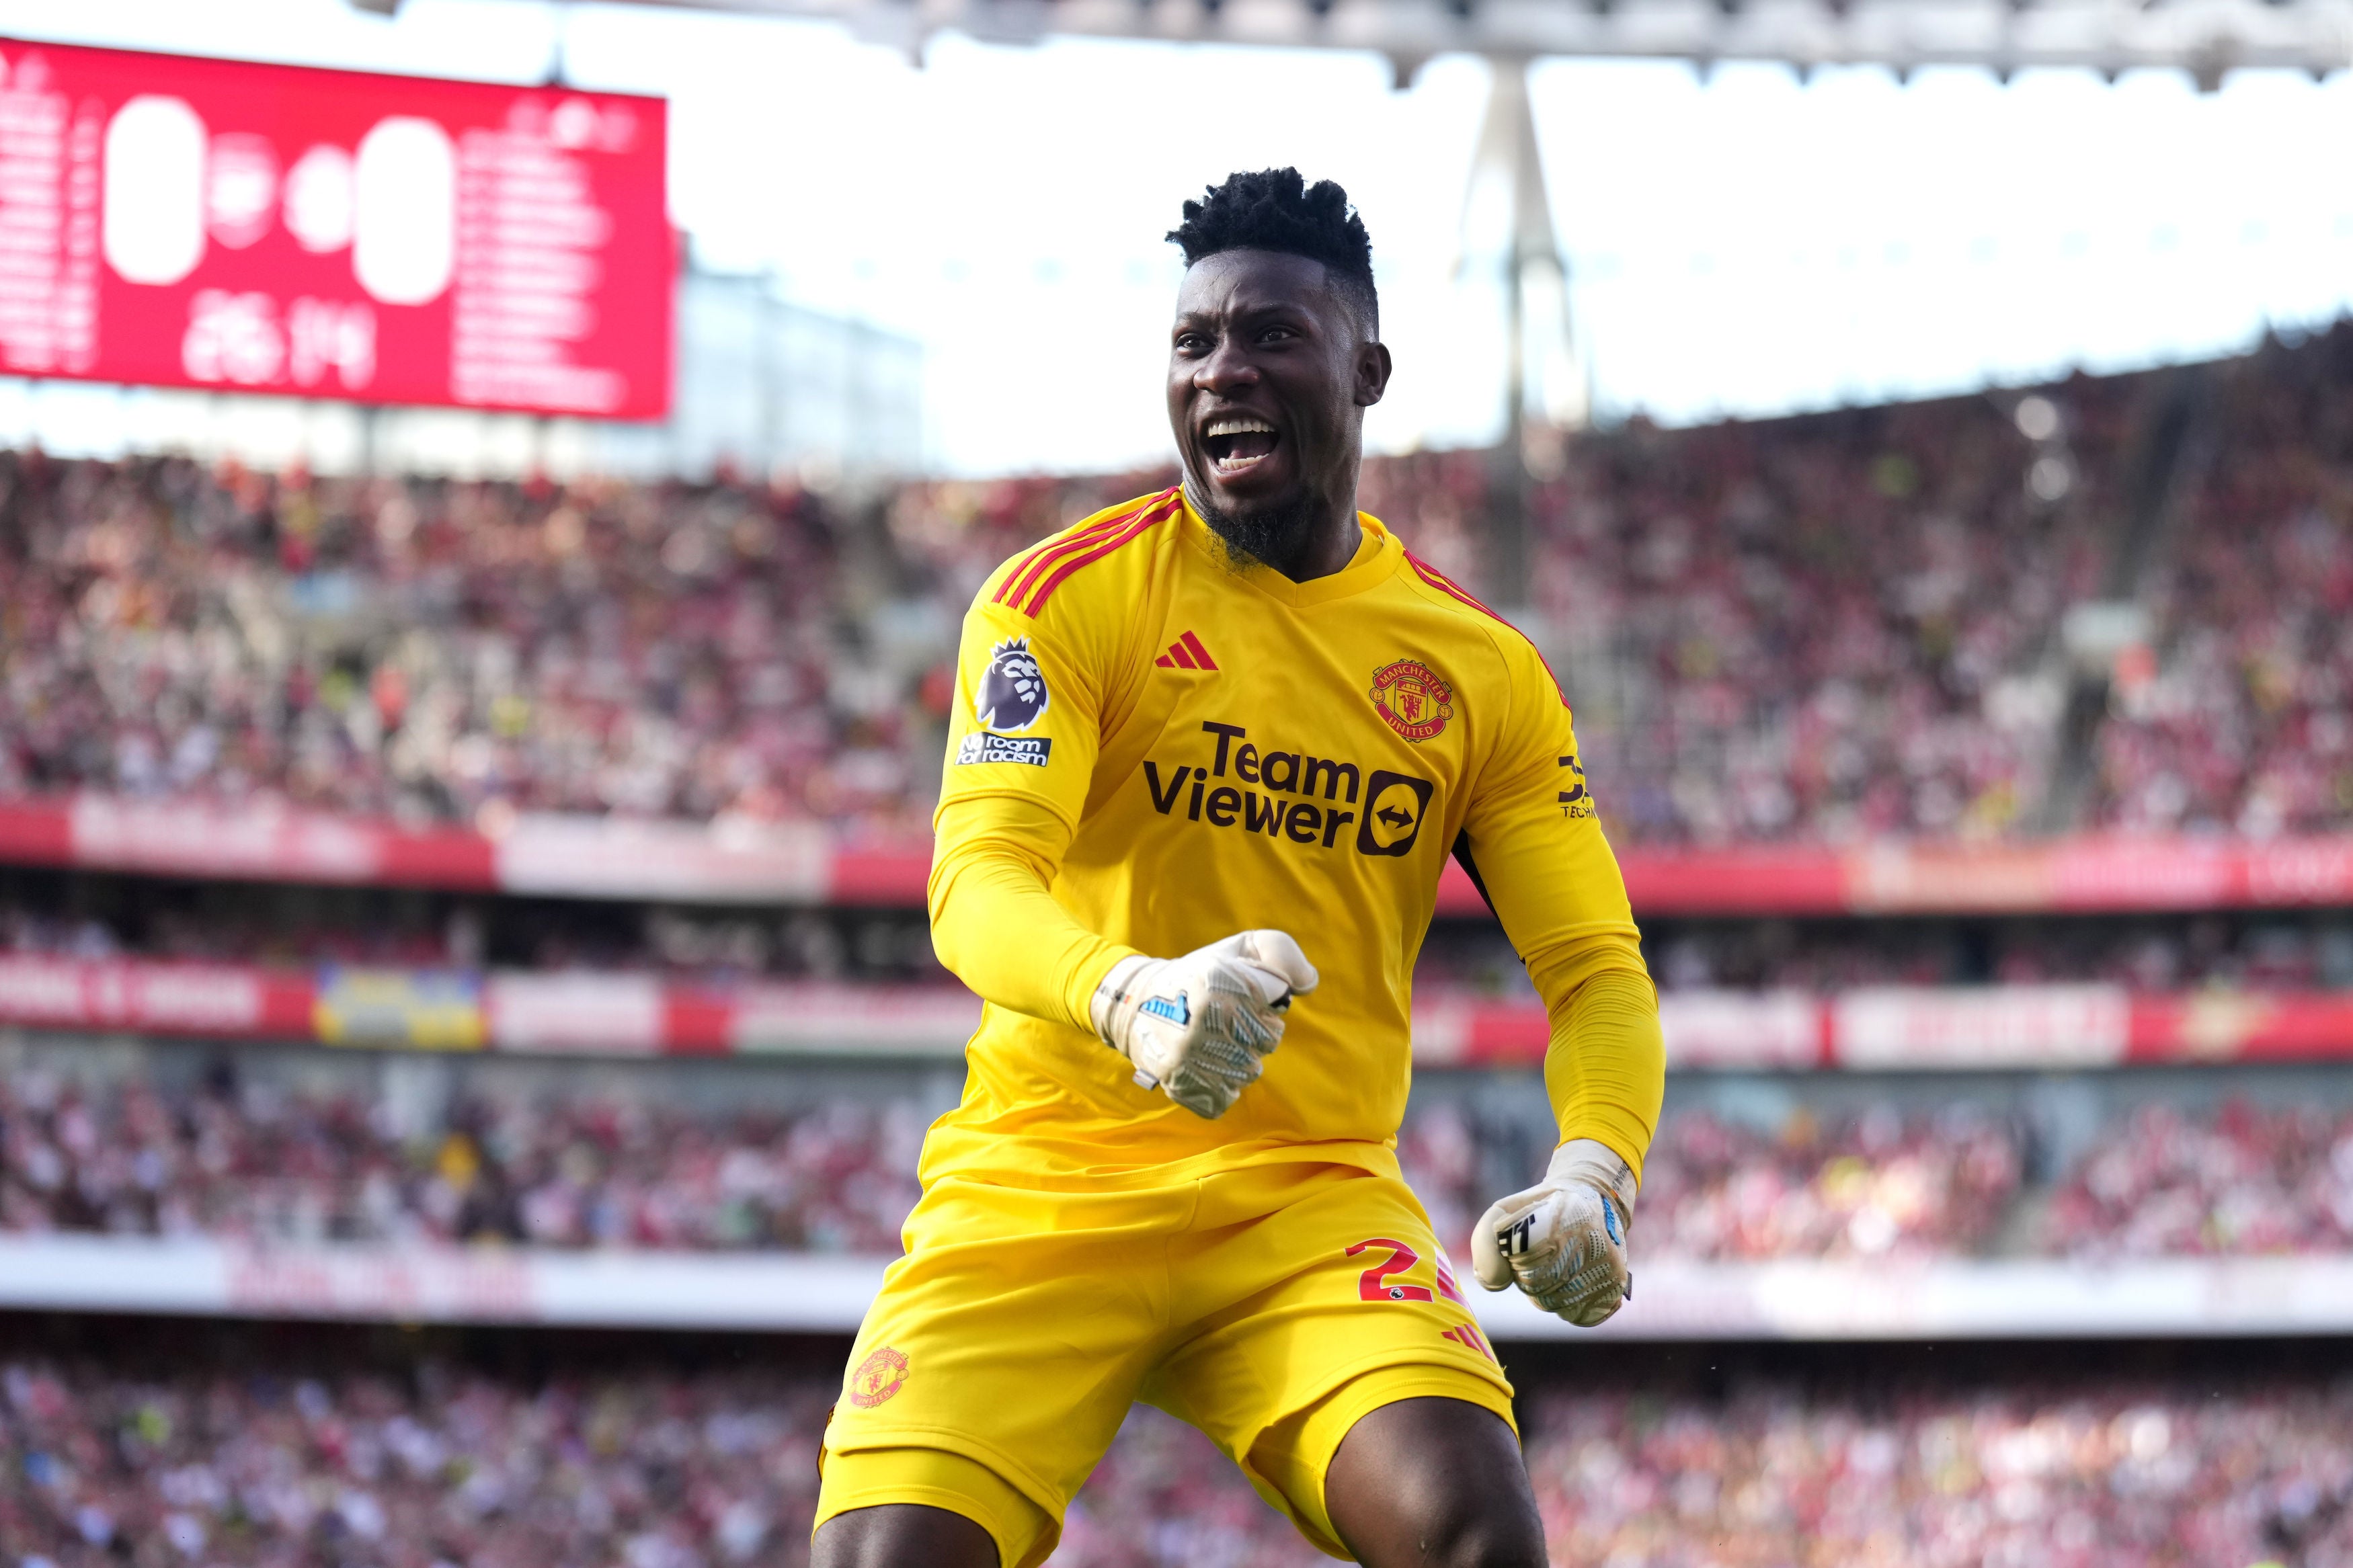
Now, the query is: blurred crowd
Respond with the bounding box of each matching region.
[1641,913,2353,994]
[26,878,2353,998]
[1417,910,2353,996]
[2094,325,2353,836]
[0,1356,841,1568]
[2044,1100,2353,1260]
[1629,1105,2024,1262]
[0,456,930,833]
[13,1057,2353,1264]
[1519,382,2132,845]
[1400,1100,2026,1264]
[13,329,2353,846]
[0,890,944,986]
[1524,1378,2353,1568]
[0,1067,922,1253]
[1,1350,2347,1568]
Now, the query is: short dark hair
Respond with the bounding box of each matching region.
[1167,168,1378,335]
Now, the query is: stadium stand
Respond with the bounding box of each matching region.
[1518,378,2136,844]
[0,456,920,832]
[1,1339,2349,1568]
[8,327,2353,1561]
[8,1040,2353,1267]
[1519,1371,2353,1567]
[0,337,2318,852]
[2091,325,2353,836]
[0,1059,925,1253]
[14,874,2353,989]
[2043,1099,2353,1260]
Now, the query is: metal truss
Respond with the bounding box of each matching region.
[509,0,2353,85]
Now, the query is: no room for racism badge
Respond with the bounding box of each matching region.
[848,1346,910,1408]
[1370,659,1455,742]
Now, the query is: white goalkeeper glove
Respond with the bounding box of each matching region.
[1471,1139,1637,1328]
[1090,931,1318,1120]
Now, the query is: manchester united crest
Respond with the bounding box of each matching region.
[848,1346,910,1408]
[1369,659,1455,743]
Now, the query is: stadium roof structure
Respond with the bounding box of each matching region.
[348,0,2352,597]
[355,0,2353,85]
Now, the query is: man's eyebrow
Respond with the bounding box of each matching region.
[1170,298,1318,331]
[1225,300,1318,329]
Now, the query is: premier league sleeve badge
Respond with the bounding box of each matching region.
[975,638,1051,733]
[957,637,1055,767]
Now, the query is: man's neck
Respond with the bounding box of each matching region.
[1187,478,1363,583]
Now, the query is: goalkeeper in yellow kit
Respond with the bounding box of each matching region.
[813,169,1664,1568]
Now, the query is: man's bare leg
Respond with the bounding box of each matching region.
[1322,1397,1548,1568]
[809,1503,998,1568]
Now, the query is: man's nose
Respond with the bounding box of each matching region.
[1195,337,1259,391]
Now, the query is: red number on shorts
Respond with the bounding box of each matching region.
[1347,1237,1434,1303]
[1431,1247,1470,1307]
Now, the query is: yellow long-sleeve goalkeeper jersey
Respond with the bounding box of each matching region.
[923,489,1663,1190]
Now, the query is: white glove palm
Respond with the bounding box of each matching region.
[1090,931,1318,1120]
[1470,1139,1637,1328]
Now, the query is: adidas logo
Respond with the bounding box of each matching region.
[1154,631,1218,671]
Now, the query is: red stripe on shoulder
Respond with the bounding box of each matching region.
[1403,549,1509,622]
[992,502,1149,609]
[992,491,1168,608]
[1014,491,1181,616]
[1000,489,1181,610]
[1404,549,1573,709]
[992,538,1070,607]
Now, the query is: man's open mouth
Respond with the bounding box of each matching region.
[1203,416,1279,477]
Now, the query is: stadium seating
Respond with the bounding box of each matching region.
[10,334,2346,849]
[0,458,918,831]
[2091,327,2353,835]
[2044,1100,2353,1258]
[0,1067,922,1253]
[0,1351,2345,1567]
[1515,380,2137,843]
[1523,1378,2353,1565]
[6,333,2353,1568]
[10,1052,2351,1264]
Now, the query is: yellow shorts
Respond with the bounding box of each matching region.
[815,1160,1513,1567]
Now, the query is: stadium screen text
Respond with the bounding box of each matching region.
[0,38,672,418]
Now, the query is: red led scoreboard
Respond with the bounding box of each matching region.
[0,39,670,417]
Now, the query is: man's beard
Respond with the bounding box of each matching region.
[1191,487,1322,578]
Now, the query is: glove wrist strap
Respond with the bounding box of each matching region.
[1090,954,1155,1045]
[1548,1137,1639,1221]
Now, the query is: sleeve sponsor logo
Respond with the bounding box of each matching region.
[1135,720,1435,860]
[1558,753,1595,819]
[956,733,1052,768]
[975,636,1049,733]
[1369,658,1454,742]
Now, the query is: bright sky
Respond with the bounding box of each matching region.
[4,0,2352,474]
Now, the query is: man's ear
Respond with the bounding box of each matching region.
[1355,341,1392,408]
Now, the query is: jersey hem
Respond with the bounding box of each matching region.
[822,1419,1072,1530]
[1225,1339,1516,1447]
[810,1481,1049,1568]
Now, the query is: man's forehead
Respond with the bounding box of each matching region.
[1173,249,1335,317]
